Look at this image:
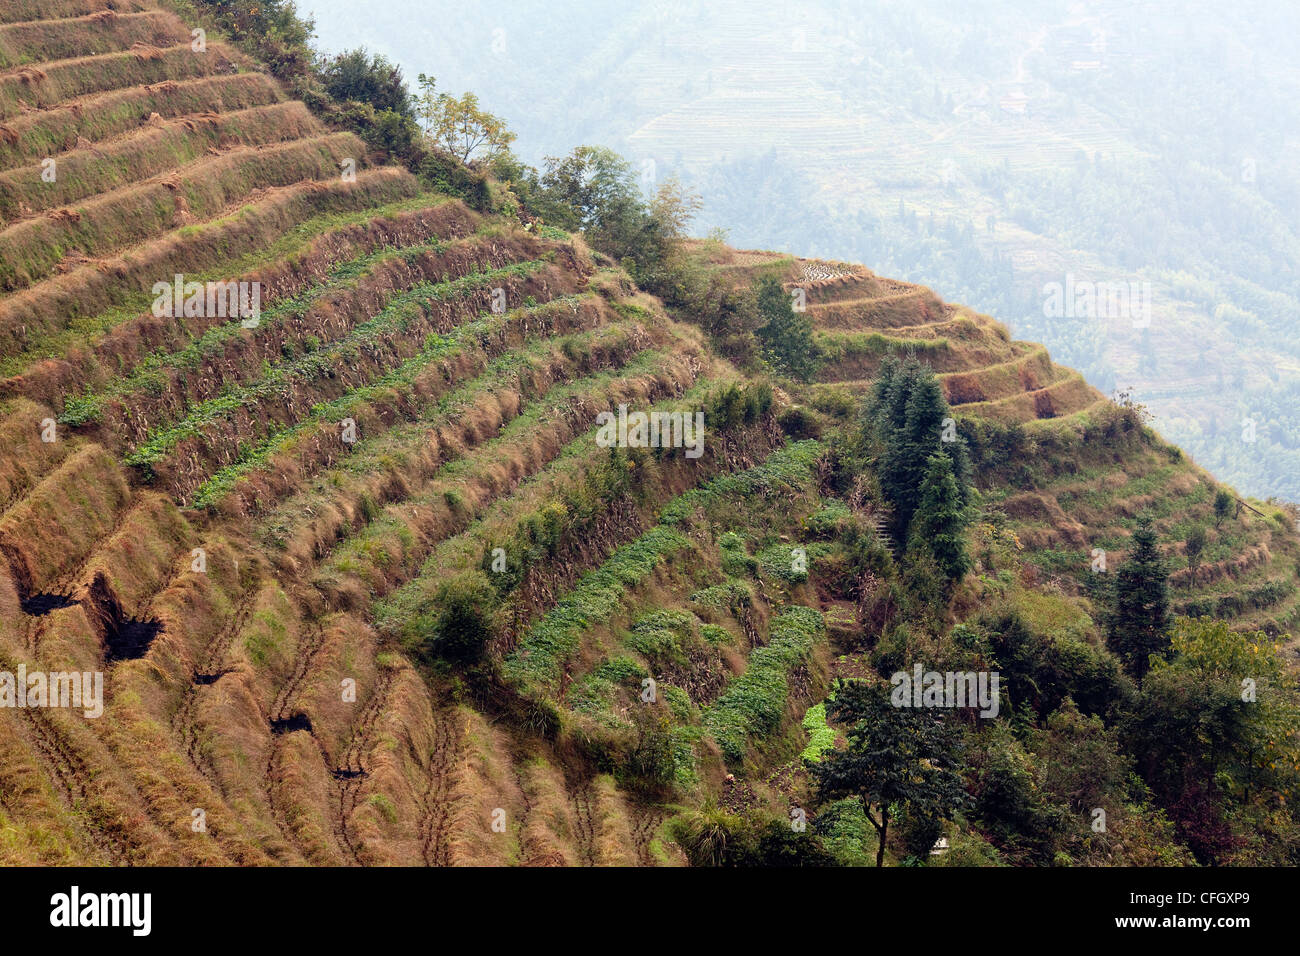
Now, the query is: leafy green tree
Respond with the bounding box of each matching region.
[536,146,639,232]
[531,149,706,301]
[413,73,440,133]
[197,0,315,82]
[1123,648,1255,863]
[632,177,703,293]
[319,48,412,116]
[908,451,971,583]
[1032,699,1194,866]
[1033,699,1133,815]
[1107,516,1171,680]
[649,175,703,239]
[533,147,664,277]
[1145,619,1300,813]
[686,276,764,360]
[968,724,1068,864]
[1213,489,1236,527]
[752,274,819,381]
[813,681,969,866]
[420,86,516,164]
[981,609,1126,722]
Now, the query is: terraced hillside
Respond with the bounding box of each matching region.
[695,244,1300,640]
[0,1,1295,868]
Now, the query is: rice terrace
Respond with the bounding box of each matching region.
[0,0,1295,892]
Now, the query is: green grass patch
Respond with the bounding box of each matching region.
[799,702,836,763]
[704,604,824,764]
[502,526,693,696]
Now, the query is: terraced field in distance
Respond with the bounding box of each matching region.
[693,241,1300,643]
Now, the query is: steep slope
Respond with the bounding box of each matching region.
[336,0,1300,503]
[695,242,1300,640]
[0,0,765,865]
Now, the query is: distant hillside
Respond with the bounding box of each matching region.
[308,0,1300,502]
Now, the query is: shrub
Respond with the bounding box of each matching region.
[778,406,822,439]
[193,0,315,84]
[319,48,413,116]
[812,387,856,419]
[409,573,498,664]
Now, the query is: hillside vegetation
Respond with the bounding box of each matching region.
[0,0,1295,867]
[324,0,1300,502]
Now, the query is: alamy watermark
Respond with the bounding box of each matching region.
[50,886,150,936]
[890,664,1000,718]
[152,274,262,328]
[0,664,103,718]
[595,404,705,459]
[1042,274,1151,328]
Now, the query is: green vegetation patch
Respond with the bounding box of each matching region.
[799,701,836,763]
[502,526,692,696]
[704,604,824,764]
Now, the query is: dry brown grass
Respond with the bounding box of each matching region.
[77,491,189,613]
[0,9,190,69]
[0,1,149,26]
[589,774,640,865]
[0,101,320,224]
[0,443,130,592]
[941,346,1053,405]
[0,166,419,364]
[0,131,365,292]
[795,271,890,305]
[810,287,946,328]
[0,706,94,864]
[0,636,184,863]
[0,398,74,509]
[0,42,248,120]
[514,758,580,866]
[955,373,1101,425]
[0,6,700,869]
[11,199,474,405]
[1171,543,1271,588]
[0,72,282,172]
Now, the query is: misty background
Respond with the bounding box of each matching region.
[301,0,1300,501]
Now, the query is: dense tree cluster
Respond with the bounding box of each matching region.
[863,357,972,581]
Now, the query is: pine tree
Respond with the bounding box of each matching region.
[909,451,971,583]
[868,357,970,542]
[753,275,819,381]
[1108,516,1171,680]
